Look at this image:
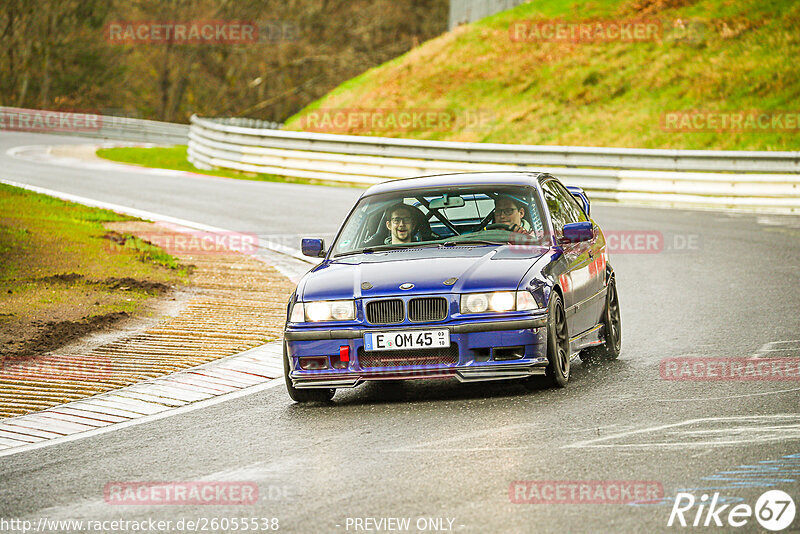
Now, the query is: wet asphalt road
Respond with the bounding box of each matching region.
[1,131,799,533]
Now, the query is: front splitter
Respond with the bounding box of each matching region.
[291,362,548,388]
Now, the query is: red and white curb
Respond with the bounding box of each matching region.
[0,341,286,457]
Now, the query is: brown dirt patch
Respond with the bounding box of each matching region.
[1,273,177,361]
[101,277,171,294]
[3,312,130,360]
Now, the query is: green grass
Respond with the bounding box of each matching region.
[0,183,188,281]
[97,146,191,173]
[284,0,800,151]
[96,146,366,188]
[0,183,188,357]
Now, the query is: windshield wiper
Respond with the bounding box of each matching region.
[368,243,442,252]
[333,242,440,258]
[441,239,506,246]
[333,247,375,258]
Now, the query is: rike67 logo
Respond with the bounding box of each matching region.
[668,490,796,531]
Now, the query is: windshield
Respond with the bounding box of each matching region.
[331,185,547,257]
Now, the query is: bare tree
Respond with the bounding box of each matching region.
[0,0,447,121]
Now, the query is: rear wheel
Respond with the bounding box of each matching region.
[525,292,570,389]
[581,276,621,362]
[283,341,335,403]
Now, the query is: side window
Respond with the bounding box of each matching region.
[542,181,568,238]
[526,187,545,235]
[551,181,588,224]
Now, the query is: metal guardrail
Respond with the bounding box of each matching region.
[205,117,283,130]
[0,106,188,145]
[449,0,528,30]
[188,115,800,214]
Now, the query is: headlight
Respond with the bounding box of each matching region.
[515,290,538,311]
[463,293,490,313]
[460,291,538,314]
[290,301,304,322]
[490,292,515,312]
[292,300,355,322]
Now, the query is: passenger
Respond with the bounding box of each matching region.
[385,203,419,244]
[494,194,532,234]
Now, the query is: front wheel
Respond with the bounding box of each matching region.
[581,276,621,362]
[283,341,335,403]
[525,292,570,389]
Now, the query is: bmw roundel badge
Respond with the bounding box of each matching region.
[399,283,414,290]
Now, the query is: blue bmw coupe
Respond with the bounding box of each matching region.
[283,172,621,402]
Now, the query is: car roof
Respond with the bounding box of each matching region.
[362,172,549,197]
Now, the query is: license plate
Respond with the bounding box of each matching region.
[364,329,450,352]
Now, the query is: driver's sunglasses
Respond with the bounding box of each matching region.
[390,216,413,225]
[496,208,520,216]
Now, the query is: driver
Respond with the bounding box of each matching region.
[385,203,418,244]
[494,194,531,234]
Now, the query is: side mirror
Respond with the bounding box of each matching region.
[301,238,326,258]
[566,186,591,217]
[562,222,593,243]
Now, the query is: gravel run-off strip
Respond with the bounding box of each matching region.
[0,220,296,419]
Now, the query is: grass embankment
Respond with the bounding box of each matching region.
[284,0,800,151]
[96,146,365,188]
[0,183,188,360]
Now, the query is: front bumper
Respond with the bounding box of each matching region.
[284,315,549,389]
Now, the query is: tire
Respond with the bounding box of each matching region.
[526,292,570,389]
[283,341,335,403]
[581,276,621,362]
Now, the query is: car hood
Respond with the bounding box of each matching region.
[299,245,548,301]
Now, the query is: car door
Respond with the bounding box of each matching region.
[542,179,599,336]
[551,180,606,332]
